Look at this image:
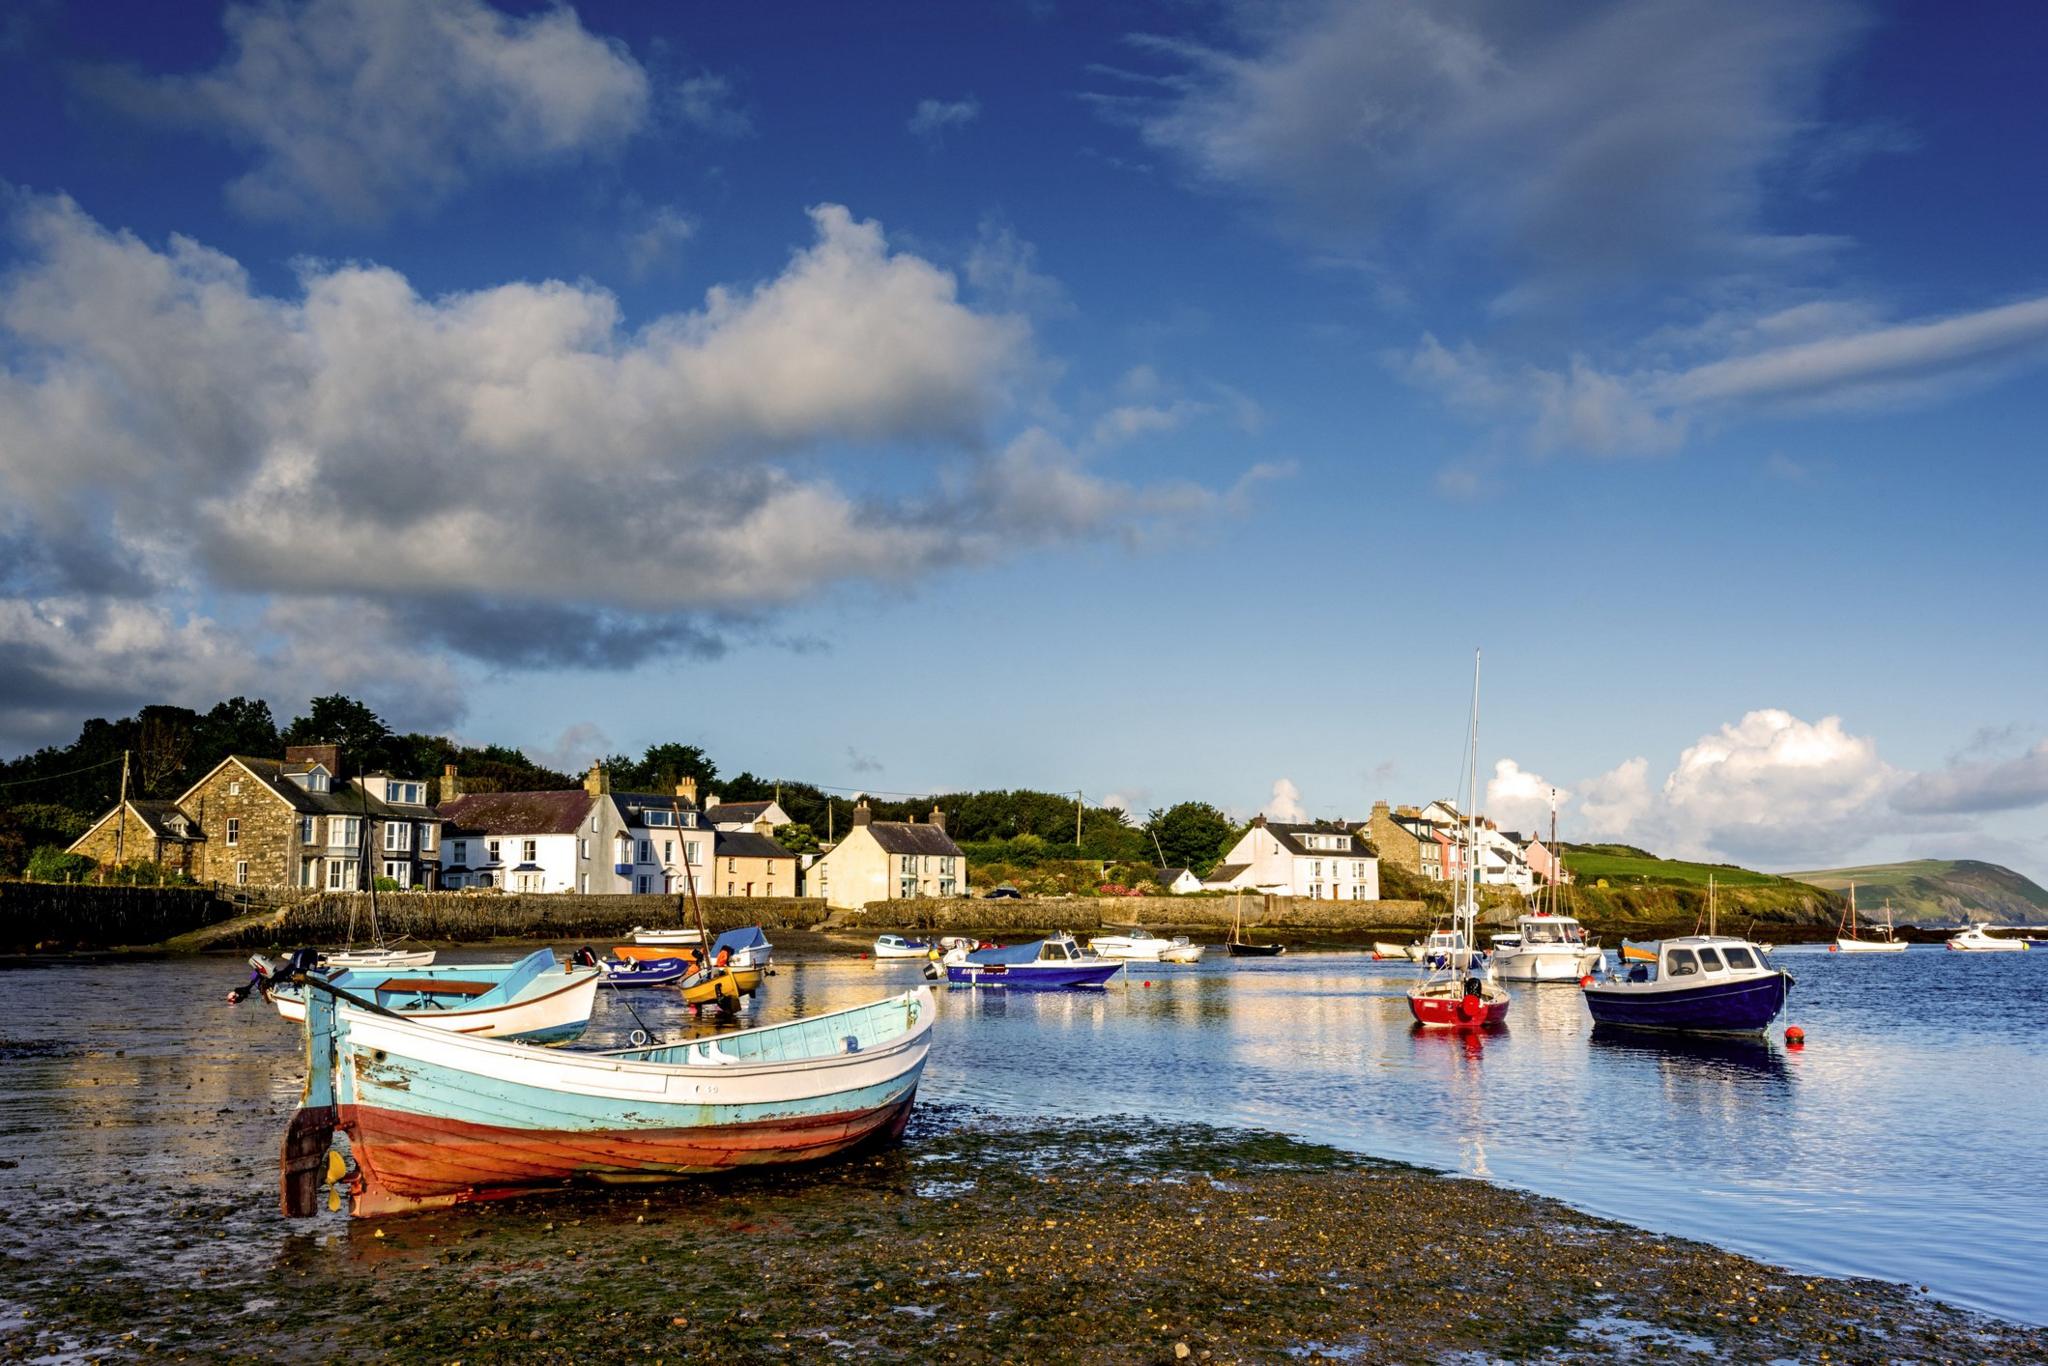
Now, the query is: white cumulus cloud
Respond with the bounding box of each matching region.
[1265,778,1307,823]
[908,96,980,146]
[1484,759,1566,835]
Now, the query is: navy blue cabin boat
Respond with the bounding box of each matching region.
[1582,936,1792,1036]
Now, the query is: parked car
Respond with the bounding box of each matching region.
[983,885,1022,900]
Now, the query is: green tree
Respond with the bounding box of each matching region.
[283,696,394,773]
[199,695,280,760]
[1145,801,1235,876]
[26,845,97,882]
[772,822,820,855]
[639,743,718,794]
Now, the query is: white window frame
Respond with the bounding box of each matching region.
[298,815,315,843]
[418,822,436,852]
[383,821,410,852]
[522,838,537,862]
[382,860,411,888]
[487,839,500,863]
[330,817,358,848]
[225,818,239,846]
[235,861,249,885]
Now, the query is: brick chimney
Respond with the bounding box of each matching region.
[853,799,873,827]
[675,776,698,805]
[929,805,946,833]
[442,764,461,802]
[1371,800,1389,819]
[584,761,609,797]
[285,743,341,774]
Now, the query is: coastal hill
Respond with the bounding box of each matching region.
[1550,844,1842,938]
[1780,859,2048,929]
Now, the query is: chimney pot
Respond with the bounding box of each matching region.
[929,805,946,833]
[676,776,698,805]
[852,799,873,827]
[584,762,609,797]
[441,763,461,802]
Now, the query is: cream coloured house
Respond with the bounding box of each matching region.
[810,801,967,910]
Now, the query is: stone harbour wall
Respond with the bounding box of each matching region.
[841,895,1434,937]
[226,891,832,949]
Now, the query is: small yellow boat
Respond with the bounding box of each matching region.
[680,965,761,1010]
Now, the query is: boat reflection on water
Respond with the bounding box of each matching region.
[1409,1020,1493,1059]
[1587,1025,1792,1084]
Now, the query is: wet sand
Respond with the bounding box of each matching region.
[1,1108,2038,1363]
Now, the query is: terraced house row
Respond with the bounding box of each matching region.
[66,748,966,904]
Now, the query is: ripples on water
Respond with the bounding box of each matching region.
[0,945,2041,1325]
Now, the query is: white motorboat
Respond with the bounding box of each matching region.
[873,934,936,960]
[1373,941,1423,962]
[1157,938,1205,964]
[1833,886,1908,954]
[1946,923,2029,953]
[1088,928,1195,962]
[1421,927,1480,970]
[1489,914,1602,981]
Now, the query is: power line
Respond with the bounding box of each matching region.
[0,755,125,790]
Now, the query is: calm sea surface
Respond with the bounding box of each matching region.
[1,945,2042,1325]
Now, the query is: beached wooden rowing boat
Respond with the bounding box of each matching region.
[279,980,936,1217]
[265,949,600,1043]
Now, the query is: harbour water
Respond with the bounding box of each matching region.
[0,944,2042,1327]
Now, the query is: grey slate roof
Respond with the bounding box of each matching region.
[1262,822,1369,858]
[714,830,793,860]
[1155,866,1192,883]
[233,757,434,820]
[439,789,593,836]
[705,801,775,825]
[1203,863,1251,884]
[128,799,202,841]
[865,821,965,857]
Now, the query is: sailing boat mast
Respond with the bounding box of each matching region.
[1465,649,1480,947]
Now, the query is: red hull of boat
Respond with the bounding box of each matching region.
[338,1093,917,1216]
[1407,994,1510,1029]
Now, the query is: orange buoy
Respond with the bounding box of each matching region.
[1785,1025,1806,1047]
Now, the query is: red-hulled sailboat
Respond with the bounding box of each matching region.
[1408,649,1511,1029]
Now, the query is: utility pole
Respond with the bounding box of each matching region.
[1075,790,1083,847]
[110,748,130,881]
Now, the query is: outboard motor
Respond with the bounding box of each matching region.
[1462,975,1484,998]
[571,945,601,968]
[228,946,319,1003]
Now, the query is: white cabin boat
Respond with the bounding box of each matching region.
[1946,923,2029,953]
[1489,914,1602,981]
[1089,928,1200,962]
[873,934,934,960]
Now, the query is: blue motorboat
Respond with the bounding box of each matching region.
[945,932,1124,989]
[1582,935,1792,1036]
[599,955,693,987]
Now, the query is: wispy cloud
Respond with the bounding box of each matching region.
[82,0,653,225]
[908,96,980,146]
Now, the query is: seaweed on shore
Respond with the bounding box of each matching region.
[0,1108,2039,1363]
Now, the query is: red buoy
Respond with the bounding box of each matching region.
[1143,980,1153,988]
[1579,974,1594,988]
[1785,1025,1806,1047]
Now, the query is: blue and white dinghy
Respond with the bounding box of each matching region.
[259,948,601,1044]
[941,932,1123,989]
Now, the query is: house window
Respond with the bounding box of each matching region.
[383,822,410,852]
[1311,860,1321,878]
[382,861,411,888]
[727,857,736,873]
[225,818,239,846]
[298,815,315,843]
[590,814,598,833]
[940,878,956,896]
[900,873,917,898]
[326,859,352,890]
[331,818,358,848]
[236,861,249,885]
[299,859,317,887]
[579,837,589,859]
[1310,884,1322,899]
[487,839,500,863]
[686,840,702,865]
[663,839,674,863]
[452,839,467,863]
[578,873,588,893]
[726,882,734,895]
[228,780,241,795]
[638,840,651,863]
[522,839,537,862]
[637,875,651,893]
[418,823,436,852]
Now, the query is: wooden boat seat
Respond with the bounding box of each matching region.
[375,977,495,998]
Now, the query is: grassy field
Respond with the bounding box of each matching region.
[1561,844,1798,889]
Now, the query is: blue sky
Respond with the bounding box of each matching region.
[1,0,2044,879]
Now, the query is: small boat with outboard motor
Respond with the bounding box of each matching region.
[266,950,936,1218]
[1372,940,1423,962]
[587,951,694,987]
[241,947,601,1044]
[1946,922,2029,952]
[942,932,1124,989]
